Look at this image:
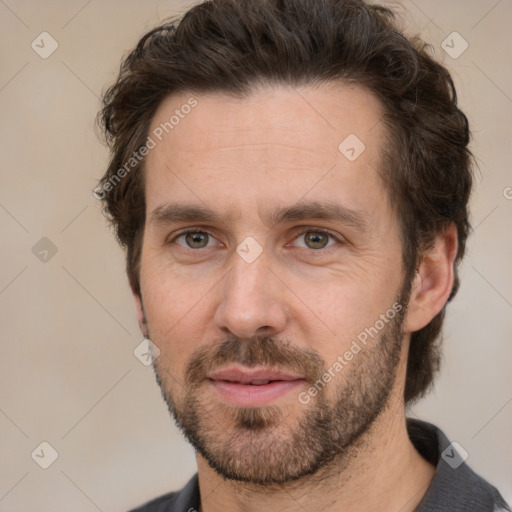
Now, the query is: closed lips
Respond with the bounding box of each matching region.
[207,367,305,385]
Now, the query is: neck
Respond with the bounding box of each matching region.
[196,396,435,512]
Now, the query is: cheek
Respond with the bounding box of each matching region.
[294,265,399,325]
[140,260,213,366]
[287,271,403,364]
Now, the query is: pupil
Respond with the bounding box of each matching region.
[306,231,328,249]
[186,232,208,248]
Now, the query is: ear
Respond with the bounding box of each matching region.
[404,223,458,333]
[132,290,148,337]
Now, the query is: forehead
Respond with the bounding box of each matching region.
[144,82,388,218]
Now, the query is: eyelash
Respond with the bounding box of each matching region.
[170,227,343,250]
[291,230,341,251]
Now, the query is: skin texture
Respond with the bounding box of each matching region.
[134,83,458,512]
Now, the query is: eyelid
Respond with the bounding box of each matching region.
[287,227,345,247]
[166,226,345,249]
[168,227,222,247]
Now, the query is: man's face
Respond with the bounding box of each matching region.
[139,83,410,484]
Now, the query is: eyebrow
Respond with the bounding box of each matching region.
[265,201,369,231]
[149,200,369,232]
[150,203,225,225]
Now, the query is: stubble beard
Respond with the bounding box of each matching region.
[151,293,408,486]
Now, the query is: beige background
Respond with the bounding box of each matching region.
[0,0,511,510]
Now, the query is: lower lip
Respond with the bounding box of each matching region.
[208,379,306,407]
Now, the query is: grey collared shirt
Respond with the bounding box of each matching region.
[129,419,511,512]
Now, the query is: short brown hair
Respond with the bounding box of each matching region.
[97,0,473,404]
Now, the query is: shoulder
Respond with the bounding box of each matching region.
[408,419,511,512]
[127,474,200,512]
[128,491,178,512]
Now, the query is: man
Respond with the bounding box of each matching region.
[96,0,510,510]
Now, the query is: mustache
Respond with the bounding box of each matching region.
[185,335,327,387]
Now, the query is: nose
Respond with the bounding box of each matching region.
[213,250,288,339]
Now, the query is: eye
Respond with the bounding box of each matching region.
[174,230,218,249]
[292,230,339,250]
